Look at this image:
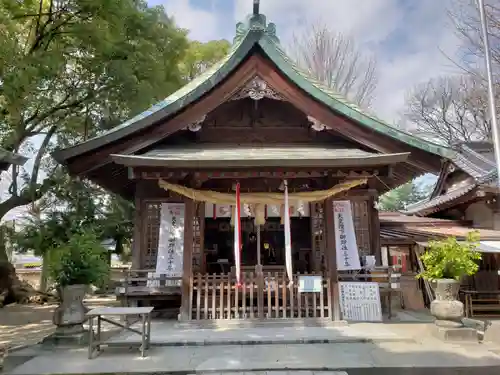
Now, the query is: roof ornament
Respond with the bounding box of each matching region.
[231,76,284,101]
[185,114,206,132]
[307,116,332,131]
[253,0,260,15]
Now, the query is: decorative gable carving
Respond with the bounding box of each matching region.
[231,76,284,101]
[184,115,206,132]
[308,116,332,131]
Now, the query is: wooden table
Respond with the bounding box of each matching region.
[86,306,154,359]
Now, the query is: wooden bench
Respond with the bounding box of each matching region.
[87,306,153,359]
[462,290,500,318]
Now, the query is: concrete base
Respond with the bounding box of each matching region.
[432,325,478,342]
[1,345,43,373]
[41,329,91,347]
[176,318,349,330]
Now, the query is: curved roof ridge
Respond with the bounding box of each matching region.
[261,36,454,158]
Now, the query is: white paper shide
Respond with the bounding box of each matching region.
[333,201,361,271]
[151,203,185,287]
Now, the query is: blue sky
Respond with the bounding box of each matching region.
[152,0,465,123]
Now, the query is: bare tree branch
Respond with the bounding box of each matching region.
[403,0,499,146]
[288,23,378,108]
[404,75,492,145]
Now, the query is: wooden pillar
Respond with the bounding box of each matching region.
[324,198,341,321]
[257,224,261,266]
[370,196,382,266]
[131,195,143,270]
[180,198,195,321]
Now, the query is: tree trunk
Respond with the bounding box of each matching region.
[0,216,56,307]
[40,253,49,293]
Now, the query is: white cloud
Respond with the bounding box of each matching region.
[234,0,403,45]
[155,1,466,124]
[234,0,464,124]
[159,0,221,42]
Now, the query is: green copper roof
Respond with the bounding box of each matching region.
[53,10,455,163]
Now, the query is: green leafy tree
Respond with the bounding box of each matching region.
[0,0,188,303]
[11,171,134,290]
[378,181,431,212]
[180,40,231,80]
[0,0,188,220]
[417,231,482,281]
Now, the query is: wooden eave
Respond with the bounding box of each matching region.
[110,147,410,169]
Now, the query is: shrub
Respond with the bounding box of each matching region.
[48,231,109,287]
[417,231,482,281]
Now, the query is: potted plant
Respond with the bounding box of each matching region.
[48,231,109,335]
[417,231,481,325]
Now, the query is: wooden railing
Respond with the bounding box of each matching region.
[189,270,331,320]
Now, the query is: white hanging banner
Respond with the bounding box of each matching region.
[234,183,242,286]
[283,181,293,285]
[154,203,185,286]
[333,201,361,271]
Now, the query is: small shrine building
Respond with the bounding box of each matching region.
[53,4,454,321]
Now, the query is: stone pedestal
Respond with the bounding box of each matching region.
[46,284,90,346]
[430,279,482,342]
[430,299,464,322]
[432,325,478,341]
[430,279,463,323]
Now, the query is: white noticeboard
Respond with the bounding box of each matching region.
[338,282,383,322]
[153,203,185,287]
[298,276,323,293]
[333,201,361,271]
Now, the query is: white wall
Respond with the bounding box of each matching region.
[465,202,496,229]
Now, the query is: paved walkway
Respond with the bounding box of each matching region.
[5,306,500,374]
[9,340,500,375]
[107,321,415,346]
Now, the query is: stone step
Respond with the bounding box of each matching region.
[6,343,500,375]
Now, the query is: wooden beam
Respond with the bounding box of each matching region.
[130,167,391,181]
[324,198,341,321]
[370,196,382,266]
[132,194,143,269]
[180,198,195,321]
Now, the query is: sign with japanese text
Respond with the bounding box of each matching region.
[298,275,322,293]
[155,203,185,287]
[338,282,382,321]
[333,201,361,271]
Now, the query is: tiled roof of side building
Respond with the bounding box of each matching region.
[404,142,498,216]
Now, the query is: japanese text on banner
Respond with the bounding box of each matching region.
[333,201,361,271]
[155,203,185,286]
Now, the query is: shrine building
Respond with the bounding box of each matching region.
[53,3,455,322]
